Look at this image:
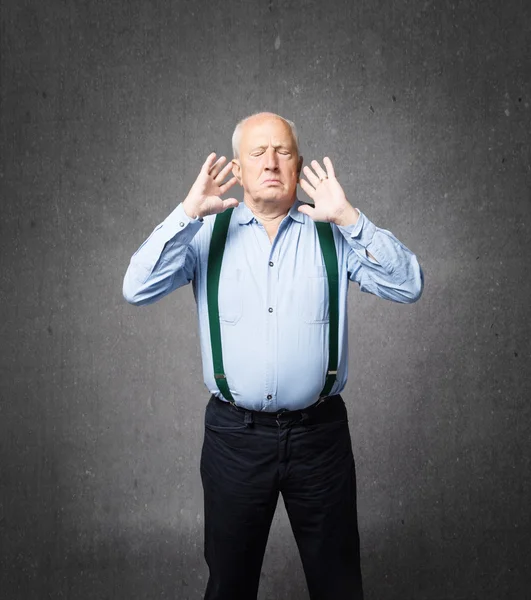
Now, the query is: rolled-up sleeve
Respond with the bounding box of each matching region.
[123,203,204,306]
[337,210,423,304]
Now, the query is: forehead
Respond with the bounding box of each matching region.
[241,118,295,148]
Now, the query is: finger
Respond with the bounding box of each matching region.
[214,161,234,184]
[219,176,239,195]
[299,177,316,200]
[201,152,218,174]
[323,156,335,178]
[311,159,328,181]
[209,156,228,178]
[302,165,321,188]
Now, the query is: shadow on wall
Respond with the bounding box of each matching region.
[3,527,207,600]
[362,521,452,600]
[360,472,527,600]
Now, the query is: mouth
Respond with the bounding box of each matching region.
[263,179,282,185]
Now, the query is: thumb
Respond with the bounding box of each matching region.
[297,203,314,217]
[222,198,239,210]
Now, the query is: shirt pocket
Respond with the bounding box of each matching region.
[301,266,329,324]
[218,268,245,325]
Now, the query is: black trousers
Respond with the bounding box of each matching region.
[200,394,364,600]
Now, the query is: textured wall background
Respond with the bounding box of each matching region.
[1,0,530,598]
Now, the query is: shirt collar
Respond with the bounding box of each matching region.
[235,199,305,225]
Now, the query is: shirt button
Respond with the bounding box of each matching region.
[179,222,185,227]
[269,261,274,267]
[267,394,272,400]
[268,307,273,313]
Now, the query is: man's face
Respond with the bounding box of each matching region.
[232,116,303,204]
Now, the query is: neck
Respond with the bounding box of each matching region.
[243,194,295,223]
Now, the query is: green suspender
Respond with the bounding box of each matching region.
[206,208,235,403]
[315,222,340,397]
[207,210,339,402]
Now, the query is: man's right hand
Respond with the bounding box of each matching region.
[182,153,239,219]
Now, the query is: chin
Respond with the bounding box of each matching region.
[266,186,293,197]
[262,192,290,202]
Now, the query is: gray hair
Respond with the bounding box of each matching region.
[231,112,300,159]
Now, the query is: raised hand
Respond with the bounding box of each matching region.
[298,157,359,226]
[182,153,239,219]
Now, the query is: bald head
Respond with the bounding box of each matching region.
[232,112,299,159]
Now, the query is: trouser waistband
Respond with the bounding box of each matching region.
[209,394,345,426]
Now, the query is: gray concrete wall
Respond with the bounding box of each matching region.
[1,0,530,598]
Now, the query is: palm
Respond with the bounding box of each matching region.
[184,153,239,218]
[304,177,347,221]
[193,173,229,215]
[298,157,355,224]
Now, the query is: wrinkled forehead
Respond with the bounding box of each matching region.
[240,118,297,151]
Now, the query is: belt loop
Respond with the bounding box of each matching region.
[244,411,254,427]
[300,411,309,425]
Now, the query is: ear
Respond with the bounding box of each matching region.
[297,155,303,177]
[232,159,242,184]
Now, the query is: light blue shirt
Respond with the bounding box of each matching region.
[123,199,423,411]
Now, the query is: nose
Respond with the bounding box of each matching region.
[264,147,279,171]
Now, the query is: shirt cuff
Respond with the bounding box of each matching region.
[336,209,376,248]
[158,202,204,235]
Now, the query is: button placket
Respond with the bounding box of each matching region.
[264,243,279,408]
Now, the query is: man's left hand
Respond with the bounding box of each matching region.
[298,157,360,227]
